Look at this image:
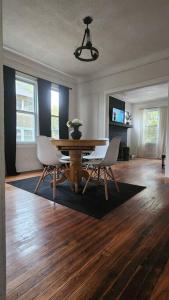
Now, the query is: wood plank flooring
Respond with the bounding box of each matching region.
[5,159,169,299]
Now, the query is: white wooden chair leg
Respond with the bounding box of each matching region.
[42,166,48,181]
[109,166,119,192]
[103,167,109,200]
[86,164,89,170]
[53,167,56,203]
[97,167,100,185]
[34,166,47,193]
[92,167,98,178]
[105,167,112,180]
[82,168,95,194]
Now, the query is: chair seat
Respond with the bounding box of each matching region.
[60,155,70,164]
[83,159,103,165]
[84,160,117,167]
[83,154,105,160]
[60,159,70,164]
[61,155,70,160]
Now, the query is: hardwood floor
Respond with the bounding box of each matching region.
[5,159,169,299]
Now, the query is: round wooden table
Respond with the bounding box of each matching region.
[52,139,106,193]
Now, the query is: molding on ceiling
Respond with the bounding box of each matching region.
[113,95,168,104]
[3,46,81,84]
[131,96,169,105]
[81,48,169,83]
[3,46,169,86]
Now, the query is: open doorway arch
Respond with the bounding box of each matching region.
[103,78,169,176]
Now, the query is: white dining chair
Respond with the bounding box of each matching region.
[82,137,121,200]
[34,136,63,200]
[83,138,109,160]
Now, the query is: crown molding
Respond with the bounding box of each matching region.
[132,97,168,105]
[3,46,81,85]
[3,46,169,86]
[113,94,168,105]
[81,48,169,83]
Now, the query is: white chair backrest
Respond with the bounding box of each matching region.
[90,138,109,158]
[37,136,62,166]
[102,137,121,165]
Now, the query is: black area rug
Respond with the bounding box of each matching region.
[8,176,145,219]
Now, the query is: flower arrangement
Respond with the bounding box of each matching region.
[125,112,132,125]
[66,119,83,139]
[66,118,83,128]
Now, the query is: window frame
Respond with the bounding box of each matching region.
[51,85,59,139]
[16,73,38,145]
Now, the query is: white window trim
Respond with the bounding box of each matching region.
[16,73,38,145]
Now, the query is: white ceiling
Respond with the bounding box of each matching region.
[3,0,169,77]
[113,83,168,104]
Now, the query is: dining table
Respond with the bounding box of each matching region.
[52,139,106,193]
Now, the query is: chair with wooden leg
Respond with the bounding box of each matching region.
[82,137,121,200]
[34,136,63,200]
[83,138,109,161]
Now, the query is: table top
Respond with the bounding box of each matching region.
[52,139,106,146]
[52,139,106,151]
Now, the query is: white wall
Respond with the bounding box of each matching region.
[0,1,6,298]
[78,92,103,139]
[3,50,78,172]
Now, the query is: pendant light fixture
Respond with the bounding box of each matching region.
[74,16,99,62]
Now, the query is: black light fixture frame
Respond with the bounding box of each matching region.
[74,16,99,62]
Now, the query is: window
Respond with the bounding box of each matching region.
[51,89,59,138]
[16,76,37,143]
[143,109,160,144]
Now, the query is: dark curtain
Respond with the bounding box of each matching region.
[59,85,69,139]
[38,78,51,137]
[3,65,18,176]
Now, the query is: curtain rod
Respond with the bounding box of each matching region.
[4,64,72,90]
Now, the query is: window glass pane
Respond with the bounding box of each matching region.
[16,80,34,112]
[17,112,35,142]
[51,116,59,139]
[143,110,159,144]
[51,90,59,116]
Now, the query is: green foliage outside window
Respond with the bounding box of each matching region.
[143,110,159,144]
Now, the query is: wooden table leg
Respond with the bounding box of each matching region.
[52,150,89,193]
[69,150,82,193]
[51,151,90,193]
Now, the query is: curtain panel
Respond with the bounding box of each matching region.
[3,65,18,176]
[158,107,167,157]
[38,78,51,137]
[137,107,167,159]
[59,85,69,139]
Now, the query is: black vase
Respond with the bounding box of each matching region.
[71,126,82,140]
